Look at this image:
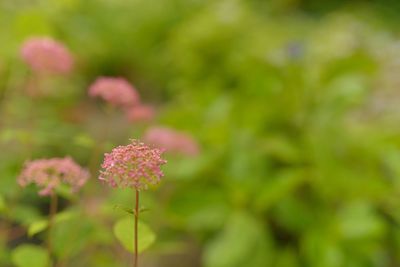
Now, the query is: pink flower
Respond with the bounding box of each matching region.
[99,139,166,190]
[143,127,199,156]
[20,37,74,74]
[18,157,90,196]
[125,104,155,122]
[88,77,139,107]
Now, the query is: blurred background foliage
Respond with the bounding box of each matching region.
[2,0,400,266]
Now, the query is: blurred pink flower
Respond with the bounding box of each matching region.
[89,77,139,107]
[144,127,199,156]
[99,139,166,190]
[20,37,74,74]
[18,157,90,196]
[125,104,155,122]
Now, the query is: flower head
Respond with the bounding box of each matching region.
[18,157,89,196]
[99,139,167,190]
[20,37,74,74]
[125,104,155,122]
[89,77,139,107]
[144,127,199,156]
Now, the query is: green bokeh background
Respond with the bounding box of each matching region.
[2,0,400,266]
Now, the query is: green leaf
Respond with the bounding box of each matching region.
[113,217,156,253]
[169,187,229,231]
[302,229,344,267]
[337,202,385,240]
[13,205,42,226]
[11,245,50,267]
[52,217,110,259]
[28,220,48,237]
[73,134,95,148]
[255,169,305,212]
[113,205,134,216]
[204,212,272,267]
[28,211,76,237]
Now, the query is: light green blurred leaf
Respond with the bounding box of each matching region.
[0,129,31,144]
[255,169,305,212]
[204,212,272,267]
[302,229,344,267]
[13,9,53,39]
[53,217,112,259]
[73,134,95,148]
[337,202,385,240]
[262,136,300,163]
[164,156,207,180]
[169,187,229,231]
[13,205,42,226]
[11,245,50,267]
[113,217,156,253]
[28,211,76,237]
[28,220,47,238]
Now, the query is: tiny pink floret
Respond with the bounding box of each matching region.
[89,77,140,107]
[21,37,74,74]
[144,127,199,156]
[18,157,90,196]
[99,139,167,190]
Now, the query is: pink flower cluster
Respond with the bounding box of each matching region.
[144,127,199,156]
[99,139,166,190]
[18,157,90,196]
[21,37,74,74]
[88,77,140,107]
[125,104,155,122]
[88,77,156,122]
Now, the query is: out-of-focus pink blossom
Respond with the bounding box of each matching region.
[99,139,166,190]
[125,104,155,122]
[144,127,199,156]
[18,157,90,196]
[88,77,139,107]
[20,37,74,74]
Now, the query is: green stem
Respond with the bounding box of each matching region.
[47,193,58,257]
[134,190,139,267]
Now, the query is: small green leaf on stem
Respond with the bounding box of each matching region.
[113,217,156,253]
[113,205,134,215]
